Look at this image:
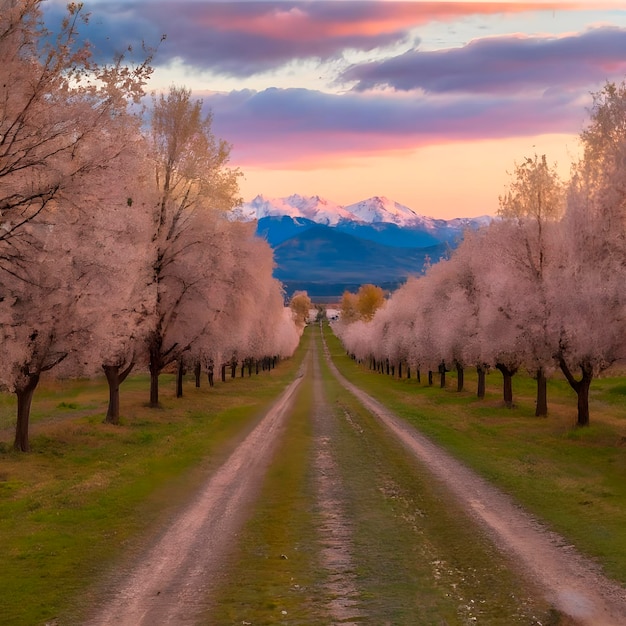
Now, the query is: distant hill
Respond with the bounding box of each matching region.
[232,194,492,299]
[272,225,448,300]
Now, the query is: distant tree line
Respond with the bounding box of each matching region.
[335,81,626,427]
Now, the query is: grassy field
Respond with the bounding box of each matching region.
[0,344,307,625]
[323,324,626,586]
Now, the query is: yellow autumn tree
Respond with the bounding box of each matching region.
[356,284,385,321]
[340,284,385,323]
[289,291,312,328]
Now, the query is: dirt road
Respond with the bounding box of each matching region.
[84,328,626,625]
[84,367,305,626]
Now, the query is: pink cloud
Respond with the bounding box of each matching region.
[204,87,587,168]
[53,1,589,76]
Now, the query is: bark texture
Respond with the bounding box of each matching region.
[14,373,40,452]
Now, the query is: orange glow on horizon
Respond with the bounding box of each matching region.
[237,134,580,220]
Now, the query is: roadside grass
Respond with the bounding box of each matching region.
[208,363,328,625]
[317,330,559,625]
[324,324,626,586]
[0,344,306,626]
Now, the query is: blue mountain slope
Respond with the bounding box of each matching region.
[272,225,448,292]
[334,220,441,248]
[256,216,317,246]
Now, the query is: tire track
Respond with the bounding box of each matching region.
[84,367,305,626]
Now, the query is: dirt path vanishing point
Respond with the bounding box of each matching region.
[84,366,305,626]
[320,328,626,626]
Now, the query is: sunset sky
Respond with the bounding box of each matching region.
[45,1,626,218]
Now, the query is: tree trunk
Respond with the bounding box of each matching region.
[194,361,201,388]
[221,364,226,382]
[149,364,160,408]
[559,357,593,426]
[496,363,518,408]
[176,359,184,398]
[103,361,135,425]
[456,362,464,392]
[477,365,486,399]
[535,367,548,417]
[231,361,237,378]
[398,362,402,378]
[14,373,40,452]
[576,376,592,427]
[407,366,411,379]
[148,339,163,408]
[439,362,447,388]
[428,370,433,386]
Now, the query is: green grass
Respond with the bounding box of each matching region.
[324,324,626,586]
[0,344,307,626]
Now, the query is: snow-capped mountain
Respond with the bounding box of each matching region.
[237,194,492,299]
[233,194,355,226]
[343,196,423,226]
[236,194,491,235]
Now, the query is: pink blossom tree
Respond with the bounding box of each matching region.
[497,154,565,415]
[0,1,157,446]
[0,0,154,273]
[0,213,89,450]
[72,138,156,423]
[554,82,626,426]
[145,85,241,406]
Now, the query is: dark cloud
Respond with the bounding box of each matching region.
[43,1,576,77]
[44,1,422,76]
[39,2,612,170]
[340,27,626,93]
[202,86,586,166]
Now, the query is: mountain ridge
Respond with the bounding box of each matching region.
[232,194,492,300]
[272,224,448,300]
[233,193,492,233]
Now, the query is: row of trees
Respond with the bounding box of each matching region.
[335,81,626,426]
[0,1,302,451]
